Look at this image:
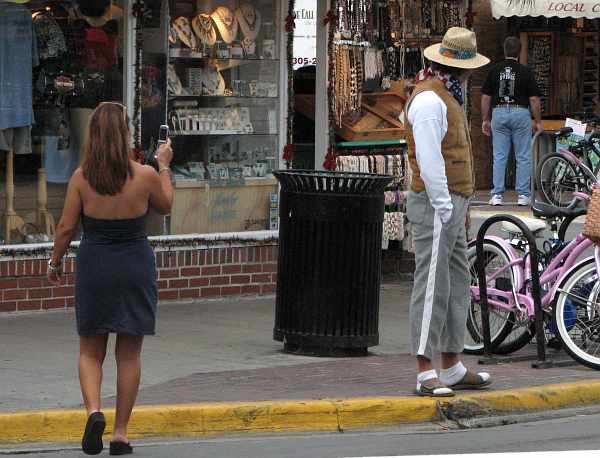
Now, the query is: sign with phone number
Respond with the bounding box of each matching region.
[292,0,317,69]
[292,57,318,66]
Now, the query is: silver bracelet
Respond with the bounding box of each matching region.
[47,259,63,274]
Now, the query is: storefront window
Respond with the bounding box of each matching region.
[0,0,125,245]
[141,0,282,235]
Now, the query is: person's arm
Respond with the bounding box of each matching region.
[148,139,174,215]
[481,94,492,137]
[480,69,494,137]
[408,92,453,225]
[529,96,542,133]
[528,70,543,134]
[48,169,83,285]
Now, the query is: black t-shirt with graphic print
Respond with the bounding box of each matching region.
[481,59,540,107]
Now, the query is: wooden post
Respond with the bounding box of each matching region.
[4,149,25,244]
[36,167,55,238]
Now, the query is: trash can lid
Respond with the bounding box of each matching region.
[273,169,393,195]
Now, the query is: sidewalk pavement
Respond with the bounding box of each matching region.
[2,281,600,444]
[0,211,597,445]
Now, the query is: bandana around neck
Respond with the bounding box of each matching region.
[415,67,464,106]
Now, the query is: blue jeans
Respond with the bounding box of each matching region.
[491,107,532,197]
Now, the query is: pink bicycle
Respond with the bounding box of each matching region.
[465,158,600,369]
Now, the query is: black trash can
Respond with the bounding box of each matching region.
[273,170,393,356]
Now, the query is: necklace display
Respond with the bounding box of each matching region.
[241,37,256,56]
[338,0,373,43]
[211,6,238,44]
[332,44,363,126]
[173,16,198,49]
[192,13,217,46]
[235,3,261,41]
[200,65,225,95]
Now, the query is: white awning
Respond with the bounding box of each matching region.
[490,0,600,19]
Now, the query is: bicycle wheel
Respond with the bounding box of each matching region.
[464,240,519,354]
[536,153,582,208]
[554,258,600,370]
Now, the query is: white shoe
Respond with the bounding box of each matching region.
[489,194,503,206]
[517,195,531,206]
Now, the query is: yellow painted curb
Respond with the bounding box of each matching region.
[2,379,600,444]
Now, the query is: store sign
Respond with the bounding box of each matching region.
[292,0,317,69]
[490,0,600,18]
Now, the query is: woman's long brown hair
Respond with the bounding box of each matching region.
[81,102,133,195]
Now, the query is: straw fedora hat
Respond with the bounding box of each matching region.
[424,27,489,70]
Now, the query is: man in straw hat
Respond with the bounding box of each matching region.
[405,27,492,397]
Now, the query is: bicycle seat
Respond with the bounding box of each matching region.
[531,202,587,219]
[501,216,546,237]
[555,127,573,137]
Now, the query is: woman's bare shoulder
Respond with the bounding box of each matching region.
[69,167,85,186]
[132,161,159,177]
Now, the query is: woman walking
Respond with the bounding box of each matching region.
[47,102,173,455]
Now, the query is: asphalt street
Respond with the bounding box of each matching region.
[4,411,600,457]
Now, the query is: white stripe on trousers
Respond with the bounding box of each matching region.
[417,212,443,356]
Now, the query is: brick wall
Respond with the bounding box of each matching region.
[0,236,278,314]
[470,1,508,190]
[155,245,278,301]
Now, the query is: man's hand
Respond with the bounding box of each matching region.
[532,120,543,134]
[482,120,491,137]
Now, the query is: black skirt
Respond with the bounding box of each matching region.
[75,214,157,336]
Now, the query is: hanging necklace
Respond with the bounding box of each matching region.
[241,4,256,31]
[236,4,261,41]
[211,6,238,44]
[192,13,217,46]
[216,7,235,31]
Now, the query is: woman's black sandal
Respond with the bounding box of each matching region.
[110,441,133,455]
[81,411,106,455]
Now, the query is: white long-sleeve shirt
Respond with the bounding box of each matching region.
[407,90,454,225]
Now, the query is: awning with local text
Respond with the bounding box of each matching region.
[490,0,600,19]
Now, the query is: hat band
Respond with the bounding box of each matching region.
[439,46,476,60]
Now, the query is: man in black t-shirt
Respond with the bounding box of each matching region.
[481,36,542,206]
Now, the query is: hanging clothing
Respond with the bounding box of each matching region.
[82,24,118,70]
[0,126,33,155]
[33,12,67,61]
[0,3,39,130]
[42,135,78,183]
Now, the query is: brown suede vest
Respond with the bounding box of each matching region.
[405,79,475,197]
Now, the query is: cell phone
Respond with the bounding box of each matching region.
[158,125,169,144]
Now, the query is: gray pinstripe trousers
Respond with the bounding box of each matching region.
[406,191,471,361]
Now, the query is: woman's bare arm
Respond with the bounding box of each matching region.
[148,140,173,215]
[51,169,84,266]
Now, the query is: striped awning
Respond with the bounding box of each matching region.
[490,0,600,19]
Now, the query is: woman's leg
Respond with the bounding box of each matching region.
[113,334,144,443]
[79,334,109,415]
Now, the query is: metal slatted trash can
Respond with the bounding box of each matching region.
[273,170,393,356]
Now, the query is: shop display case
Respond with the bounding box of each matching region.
[162,0,283,234]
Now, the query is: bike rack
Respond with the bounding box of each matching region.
[531,131,544,204]
[476,214,576,369]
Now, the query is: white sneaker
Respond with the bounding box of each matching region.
[517,195,531,206]
[489,194,503,206]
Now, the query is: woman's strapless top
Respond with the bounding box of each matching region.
[80,213,147,245]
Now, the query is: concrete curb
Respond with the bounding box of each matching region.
[2,380,600,444]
